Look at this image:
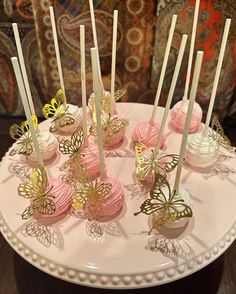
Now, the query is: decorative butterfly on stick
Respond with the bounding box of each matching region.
[208,116,236,153]
[134,142,179,181]
[134,173,192,231]
[90,113,129,145]
[58,127,89,181]
[89,88,126,114]
[72,180,112,221]
[18,165,56,220]
[9,115,38,156]
[42,89,74,133]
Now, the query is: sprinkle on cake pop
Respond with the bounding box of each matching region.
[185,19,232,168]
[132,14,177,148]
[170,0,203,133]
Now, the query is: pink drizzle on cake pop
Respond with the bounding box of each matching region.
[46,179,73,217]
[132,120,165,149]
[104,127,126,149]
[170,100,202,133]
[80,142,100,179]
[92,176,124,221]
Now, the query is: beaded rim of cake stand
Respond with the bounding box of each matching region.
[0,210,236,289]
[0,132,236,288]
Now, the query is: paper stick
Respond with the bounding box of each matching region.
[89,0,104,91]
[80,25,88,146]
[173,51,204,194]
[12,23,36,117]
[150,14,177,122]
[155,34,188,153]
[203,18,231,137]
[110,10,118,114]
[11,57,44,167]
[49,6,67,107]
[91,48,106,179]
[182,0,200,102]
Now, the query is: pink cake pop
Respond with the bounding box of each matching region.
[170,0,203,133]
[132,120,165,149]
[45,178,73,217]
[132,15,178,149]
[85,47,124,220]
[170,100,202,133]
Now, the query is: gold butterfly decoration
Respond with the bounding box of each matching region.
[208,116,236,153]
[134,173,192,230]
[18,165,56,220]
[72,180,112,221]
[58,127,90,181]
[134,142,179,181]
[42,89,75,133]
[90,114,129,145]
[9,116,38,156]
[89,88,126,114]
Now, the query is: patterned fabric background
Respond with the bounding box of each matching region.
[0,0,235,124]
[151,0,236,122]
[0,0,155,117]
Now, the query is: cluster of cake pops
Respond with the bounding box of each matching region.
[9,0,234,231]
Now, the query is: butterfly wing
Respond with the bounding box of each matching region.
[113,89,126,102]
[96,183,112,201]
[133,141,147,160]
[9,124,25,140]
[72,181,93,210]
[21,197,56,220]
[157,154,179,174]
[136,155,153,180]
[210,116,236,152]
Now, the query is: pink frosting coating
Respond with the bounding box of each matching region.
[104,127,126,149]
[95,176,124,220]
[81,142,100,179]
[170,100,202,133]
[45,179,73,217]
[132,120,165,149]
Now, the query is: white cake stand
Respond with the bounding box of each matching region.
[0,103,236,289]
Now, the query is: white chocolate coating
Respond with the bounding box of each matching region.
[153,188,192,229]
[29,131,58,162]
[59,104,83,134]
[185,133,219,168]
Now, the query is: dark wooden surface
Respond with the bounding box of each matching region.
[0,117,236,294]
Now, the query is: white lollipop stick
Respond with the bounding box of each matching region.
[11,57,44,167]
[91,48,106,179]
[12,23,36,117]
[110,10,118,114]
[89,0,104,91]
[49,6,67,107]
[203,18,231,137]
[80,25,88,146]
[173,51,204,194]
[182,0,200,102]
[150,14,177,122]
[155,34,188,153]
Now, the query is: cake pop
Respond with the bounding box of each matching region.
[12,23,58,162]
[134,34,188,185]
[132,14,177,148]
[72,47,124,221]
[170,0,203,133]
[185,19,232,168]
[134,51,204,230]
